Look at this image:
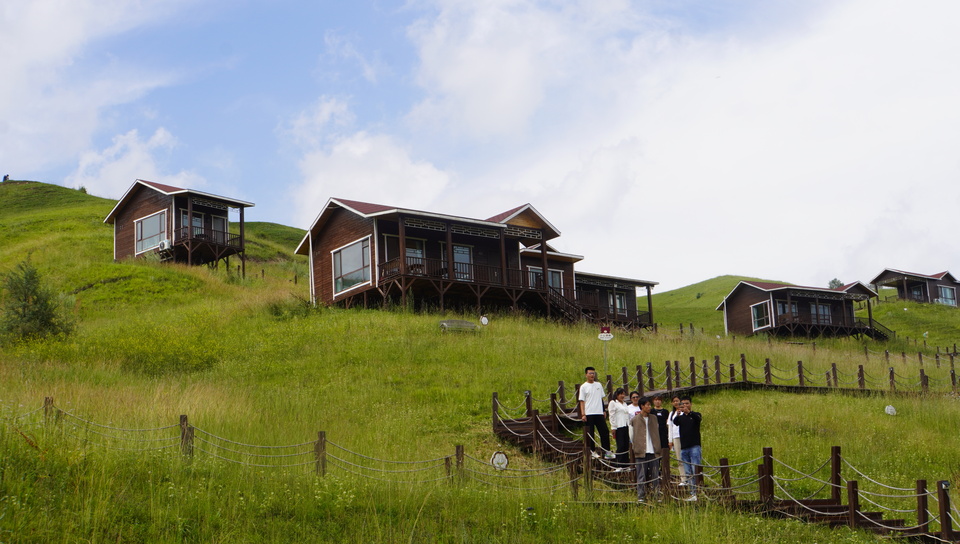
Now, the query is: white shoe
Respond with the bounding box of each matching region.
[591,451,600,459]
[685,495,698,502]
[604,452,616,460]
[637,498,645,504]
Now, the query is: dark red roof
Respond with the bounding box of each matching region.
[333,198,396,215]
[139,179,185,193]
[486,204,529,223]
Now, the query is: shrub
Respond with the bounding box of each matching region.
[0,260,75,343]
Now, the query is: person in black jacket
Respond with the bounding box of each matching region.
[673,396,702,500]
[651,395,670,454]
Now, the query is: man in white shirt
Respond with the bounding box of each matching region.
[578,366,613,460]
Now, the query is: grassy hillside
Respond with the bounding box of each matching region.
[2,181,959,543]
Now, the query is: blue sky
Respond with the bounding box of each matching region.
[3,0,959,292]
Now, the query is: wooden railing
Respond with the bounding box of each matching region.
[379,257,541,290]
[173,226,242,249]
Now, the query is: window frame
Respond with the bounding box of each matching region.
[134,210,167,255]
[331,236,372,295]
[751,301,771,331]
[938,286,957,306]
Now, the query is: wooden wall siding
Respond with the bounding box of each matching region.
[113,186,172,260]
[519,254,574,294]
[724,287,771,336]
[311,209,376,304]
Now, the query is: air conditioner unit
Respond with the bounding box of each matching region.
[157,239,170,251]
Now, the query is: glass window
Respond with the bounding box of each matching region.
[751,302,770,330]
[333,238,371,294]
[810,303,832,324]
[938,286,957,306]
[136,211,166,253]
[441,243,474,280]
[528,267,562,289]
[776,301,797,316]
[608,292,628,315]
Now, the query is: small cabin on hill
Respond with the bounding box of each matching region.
[294,198,657,328]
[717,280,893,340]
[870,269,959,307]
[104,179,254,274]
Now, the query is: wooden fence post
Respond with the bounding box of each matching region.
[315,431,326,476]
[525,390,533,417]
[558,381,567,410]
[764,359,772,385]
[952,369,957,394]
[455,445,464,482]
[729,364,736,383]
[797,361,805,387]
[831,446,842,503]
[567,460,579,501]
[531,410,541,455]
[885,350,890,363]
[889,367,896,392]
[689,359,697,387]
[621,366,630,394]
[659,447,671,495]
[550,394,559,433]
[916,480,929,534]
[665,362,673,391]
[857,365,865,389]
[832,363,839,388]
[920,369,929,393]
[702,360,710,385]
[741,355,748,382]
[825,371,832,388]
[605,375,613,399]
[583,425,594,497]
[719,457,732,503]
[674,361,681,388]
[492,392,499,430]
[43,396,55,423]
[919,352,924,366]
[762,447,773,504]
[445,456,452,480]
[847,480,860,528]
[635,365,645,396]
[937,480,953,541]
[714,357,721,384]
[936,353,941,368]
[179,415,193,458]
[646,363,655,392]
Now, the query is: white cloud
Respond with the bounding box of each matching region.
[292,131,452,229]
[0,0,185,175]
[400,0,960,291]
[282,96,356,150]
[65,128,206,198]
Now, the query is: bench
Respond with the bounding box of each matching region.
[439,319,478,333]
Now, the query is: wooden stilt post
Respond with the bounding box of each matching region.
[858,365,865,389]
[797,360,805,387]
[764,359,772,385]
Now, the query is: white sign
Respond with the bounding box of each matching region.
[490,451,509,470]
[598,332,614,341]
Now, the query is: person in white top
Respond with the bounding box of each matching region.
[626,391,642,443]
[578,366,613,459]
[607,388,631,467]
[667,394,687,482]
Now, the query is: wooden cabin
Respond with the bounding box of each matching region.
[870,269,959,307]
[294,198,657,328]
[104,179,253,274]
[717,280,892,340]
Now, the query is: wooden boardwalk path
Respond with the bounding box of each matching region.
[492,371,960,543]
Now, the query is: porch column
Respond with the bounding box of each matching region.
[646,285,654,325]
[446,221,454,281]
[398,214,407,308]
[541,232,549,317]
[239,206,246,279]
[398,214,407,276]
[187,197,193,266]
[499,230,507,287]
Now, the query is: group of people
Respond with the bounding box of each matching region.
[577,366,702,502]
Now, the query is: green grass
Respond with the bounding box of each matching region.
[2,180,959,542]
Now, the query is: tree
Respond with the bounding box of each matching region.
[0,260,74,343]
[828,278,844,289]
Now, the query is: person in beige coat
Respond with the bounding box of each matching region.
[630,396,662,502]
